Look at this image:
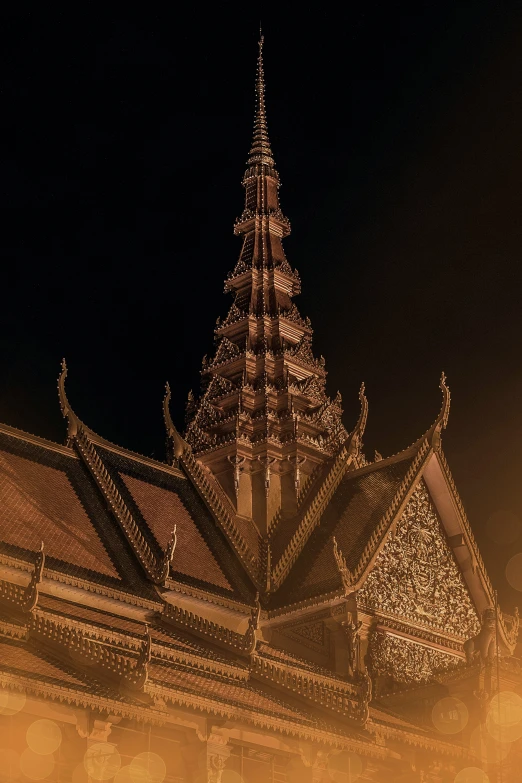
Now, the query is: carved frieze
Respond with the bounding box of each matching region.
[368,631,463,684]
[358,483,480,640]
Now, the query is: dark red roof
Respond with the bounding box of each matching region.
[120,471,232,592]
[0,431,125,585]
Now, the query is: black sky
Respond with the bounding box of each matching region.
[1,5,522,608]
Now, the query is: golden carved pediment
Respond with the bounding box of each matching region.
[358,482,480,640]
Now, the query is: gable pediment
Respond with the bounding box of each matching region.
[358,481,481,640]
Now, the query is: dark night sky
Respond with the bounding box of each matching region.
[1,6,522,609]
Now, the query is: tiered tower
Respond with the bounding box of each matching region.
[185,35,348,532]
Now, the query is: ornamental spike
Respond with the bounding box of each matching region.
[247,32,275,167]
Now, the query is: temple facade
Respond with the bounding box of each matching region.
[0,36,520,783]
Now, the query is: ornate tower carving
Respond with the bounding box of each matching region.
[185,35,347,532]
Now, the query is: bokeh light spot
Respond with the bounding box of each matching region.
[506,553,522,591]
[114,767,134,783]
[221,772,243,783]
[130,752,166,783]
[26,719,62,755]
[84,742,122,781]
[432,697,469,734]
[328,751,363,781]
[20,748,54,780]
[489,691,522,726]
[71,762,89,783]
[0,748,21,781]
[486,710,522,743]
[469,725,511,765]
[0,689,26,716]
[486,510,521,545]
[454,768,489,783]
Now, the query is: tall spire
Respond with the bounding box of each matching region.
[247,31,275,168]
[185,35,349,535]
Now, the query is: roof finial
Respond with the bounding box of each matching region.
[163,382,190,463]
[247,30,275,167]
[57,359,81,445]
[430,372,451,451]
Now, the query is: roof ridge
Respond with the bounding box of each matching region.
[0,421,75,457]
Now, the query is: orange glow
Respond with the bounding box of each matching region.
[0,747,21,781]
[328,750,363,781]
[114,767,134,783]
[19,748,54,780]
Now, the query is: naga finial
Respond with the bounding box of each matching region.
[57,359,80,445]
[430,372,451,451]
[246,592,262,655]
[22,541,45,614]
[348,382,368,457]
[161,524,177,582]
[163,382,190,463]
[128,624,152,692]
[333,537,354,595]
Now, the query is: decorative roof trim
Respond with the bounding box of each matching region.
[74,428,171,585]
[179,449,262,585]
[436,449,517,653]
[0,421,76,457]
[0,671,168,725]
[270,443,352,589]
[250,649,366,726]
[0,552,161,610]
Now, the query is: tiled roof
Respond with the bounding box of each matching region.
[256,642,346,681]
[97,446,254,601]
[150,661,312,721]
[0,432,130,586]
[35,594,244,667]
[120,472,232,592]
[0,636,88,689]
[269,454,415,608]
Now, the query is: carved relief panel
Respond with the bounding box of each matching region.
[368,630,463,684]
[358,482,480,639]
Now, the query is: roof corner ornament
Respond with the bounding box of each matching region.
[431,372,451,452]
[163,382,190,464]
[246,592,262,655]
[348,383,368,458]
[333,537,355,595]
[22,542,45,614]
[57,359,80,446]
[128,625,152,692]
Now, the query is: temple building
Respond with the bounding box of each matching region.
[0,36,521,783]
